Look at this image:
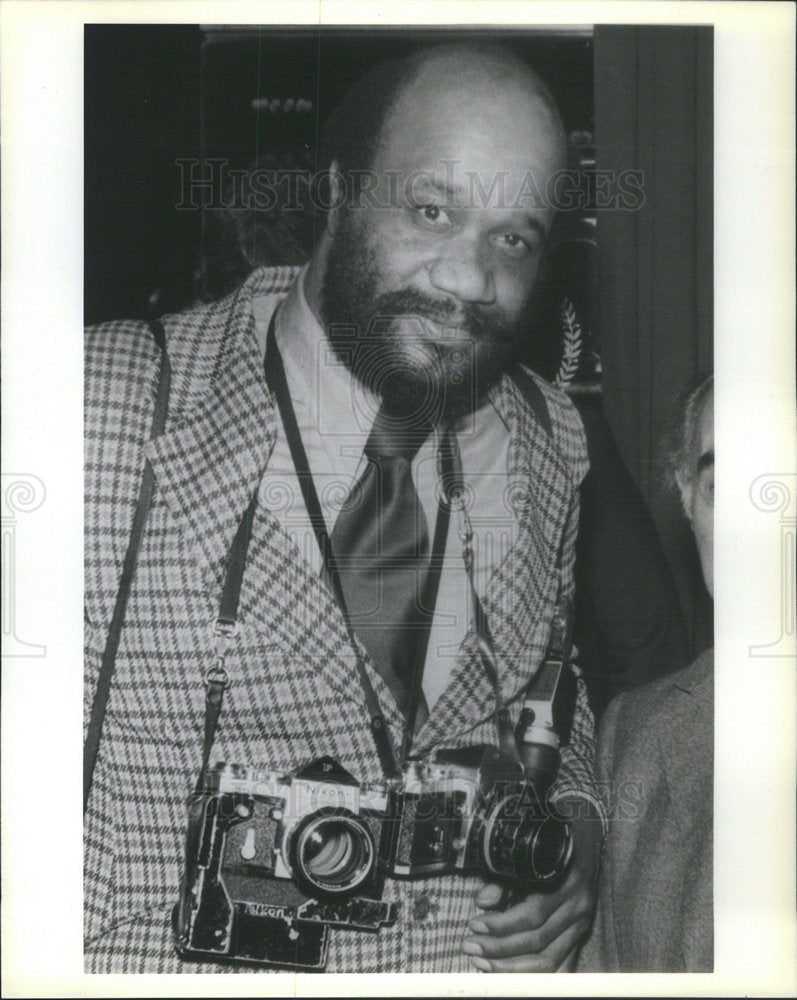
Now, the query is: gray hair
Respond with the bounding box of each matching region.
[660,372,714,500]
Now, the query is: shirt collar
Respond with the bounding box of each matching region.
[261,263,380,468]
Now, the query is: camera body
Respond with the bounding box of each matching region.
[173,755,399,969]
[174,743,572,969]
[393,744,571,884]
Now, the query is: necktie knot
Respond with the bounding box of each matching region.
[364,407,432,463]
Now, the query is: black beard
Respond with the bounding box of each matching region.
[320,212,525,423]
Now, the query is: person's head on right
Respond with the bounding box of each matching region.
[664,373,714,598]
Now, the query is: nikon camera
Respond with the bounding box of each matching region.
[173,690,574,970]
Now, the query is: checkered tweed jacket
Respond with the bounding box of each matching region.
[84,265,596,973]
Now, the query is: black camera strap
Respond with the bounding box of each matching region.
[263,313,410,780]
[195,491,259,793]
[442,436,521,762]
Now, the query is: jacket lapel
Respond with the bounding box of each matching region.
[144,270,404,729]
[145,279,280,583]
[414,374,574,754]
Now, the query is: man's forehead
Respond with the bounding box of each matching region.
[374,55,565,180]
[372,111,564,216]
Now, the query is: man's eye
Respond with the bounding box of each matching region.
[413,203,451,227]
[494,233,532,257]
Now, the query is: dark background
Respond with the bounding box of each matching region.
[84,24,713,660]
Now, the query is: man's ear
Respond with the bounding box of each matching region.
[325,160,346,237]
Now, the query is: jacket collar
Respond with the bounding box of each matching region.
[144,269,296,576]
[144,267,580,752]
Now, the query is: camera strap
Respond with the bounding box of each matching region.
[195,491,258,793]
[263,313,404,780]
[442,436,521,762]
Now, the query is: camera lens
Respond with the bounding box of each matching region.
[525,815,572,880]
[482,791,573,885]
[292,811,375,896]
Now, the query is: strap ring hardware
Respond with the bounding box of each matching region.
[204,665,230,689]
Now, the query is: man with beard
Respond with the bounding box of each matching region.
[84,42,604,973]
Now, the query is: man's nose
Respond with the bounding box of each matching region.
[427,234,496,305]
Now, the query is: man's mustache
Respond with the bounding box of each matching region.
[366,288,505,342]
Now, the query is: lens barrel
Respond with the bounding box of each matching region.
[292,810,376,897]
[482,790,573,884]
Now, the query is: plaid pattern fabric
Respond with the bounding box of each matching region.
[84,265,597,973]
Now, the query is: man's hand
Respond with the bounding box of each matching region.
[461,801,603,972]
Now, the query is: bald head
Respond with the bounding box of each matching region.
[322,42,567,193]
[393,43,566,158]
[381,45,566,207]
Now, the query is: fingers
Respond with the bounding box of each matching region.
[464,897,570,957]
[465,917,589,973]
[462,810,603,972]
[464,867,596,974]
[473,881,506,910]
[468,881,564,937]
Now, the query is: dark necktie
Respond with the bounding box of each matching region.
[330,408,433,717]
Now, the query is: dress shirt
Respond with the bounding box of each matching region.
[254,265,517,712]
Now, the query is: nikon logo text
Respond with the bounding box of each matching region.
[244,902,289,919]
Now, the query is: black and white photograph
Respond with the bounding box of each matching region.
[1,2,795,995]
